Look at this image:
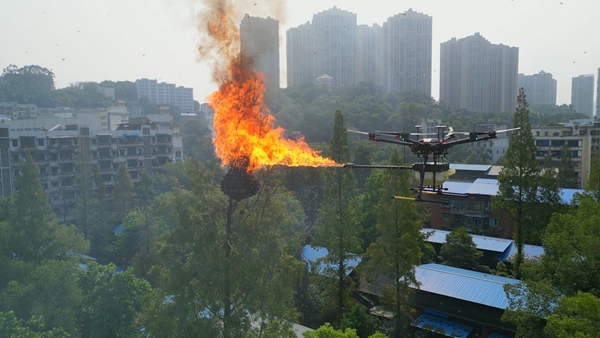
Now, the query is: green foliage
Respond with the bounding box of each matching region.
[99,80,137,101]
[0,259,83,335]
[502,280,560,338]
[529,104,587,127]
[493,88,559,277]
[0,311,69,338]
[541,194,600,297]
[181,118,216,162]
[557,142,578,188]
[140,161,304,337]
[6,152,89,262]
[545,292,600,338]
[439,227,483,270]
[304,323,387,338]
[364,149,421,335]
[304,323,359,338]
[584,150,600,200]
[313,111,362,323]
[54,82,113,108]
[112,163,135,222]
[0,65,56,107]
[78,262,151,338]
[339,305,378,338]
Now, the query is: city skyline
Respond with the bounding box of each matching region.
[1,0,598,107]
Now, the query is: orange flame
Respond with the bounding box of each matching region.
[209,58,335,172]
[202,2,335,173]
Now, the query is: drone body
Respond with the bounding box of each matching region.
[347,125,519,201]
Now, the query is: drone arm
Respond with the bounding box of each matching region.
[343,163,413,170]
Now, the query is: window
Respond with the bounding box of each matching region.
[11,139,18,147]
[441,213,449,221]
[38,138,45,146]
[489,218,498,226]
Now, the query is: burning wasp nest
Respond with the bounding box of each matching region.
[220,158,261,201]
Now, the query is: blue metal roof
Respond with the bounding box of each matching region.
[500,243,545,262]
[421,229,512,253]
[465,178,499,195]
[411,313,473,338]
[441,178,583,204]
[413,264,520,309]
[559,188,580,204]
[440,181,472,195]
[422,229,544,262]
[301,245,361,276]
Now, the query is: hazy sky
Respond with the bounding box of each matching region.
[1,0,598,106]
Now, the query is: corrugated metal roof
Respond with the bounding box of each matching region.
[450,164,492,172]
[413,264,519,309]
[559,188,580,204]
[464,178,499,195]
[500,243,545,262]
[411,313,473,338]
[301,245,361,276]
[442,178,583,204]
[440,181,472,195]
[421,229,512,253]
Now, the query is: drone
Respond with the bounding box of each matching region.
[344,125,519,201]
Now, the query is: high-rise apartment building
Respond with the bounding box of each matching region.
[597,68,600,116]
[571,74,595,117]
[240,14,280,94]
[356,24,384,86]
[312,7,357,88]
[383,9,432,96]
[440,33,518,114]
[518,71,557,105]
[135,79,194,113]
[286,22,314,88]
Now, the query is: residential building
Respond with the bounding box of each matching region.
[135,78,194,113]
[518,71,557,105]
[0,102,38,120]
[571,74,595,117]
[286,22,314,88]
[312,6,357,88]
[4,117,182,221]
[240,14,280,94]
[440,33,518,114]
[383,9,432,96]
[426,177,582,238]
[530,119,600,188]
[596,68,600,116]
[356,24,384,86]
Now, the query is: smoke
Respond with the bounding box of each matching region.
[195,0,287,83]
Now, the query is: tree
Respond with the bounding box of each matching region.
[557,142,578,188]
[5,152,88,263]
[0,64,56,107]
[304,323,387,338]
[112,163,135,222]
[545,292,600,338]
[364,149,422,335]
[439,227,483,270]
[0,259,84,335]
[140,161,304,337]
[493,88,559,278]
[541,194,600,297]
[313,110,363,323]
[0,311,69,338]
[502,280,560,338]
[339,304,378,338]
[78,262,151,338]
[584,150,600,200]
